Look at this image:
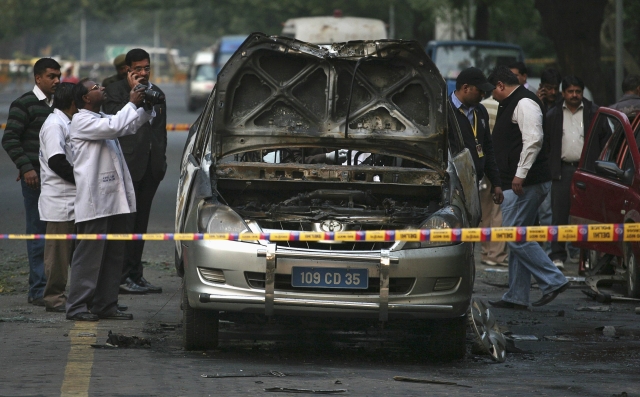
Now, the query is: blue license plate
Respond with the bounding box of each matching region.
[291,267,369,289]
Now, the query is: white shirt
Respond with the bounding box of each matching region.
[508,91,544,179]
[38,109,76,221]
[70,103,153,222]
[561,101,584,162]
[32,85,53,107]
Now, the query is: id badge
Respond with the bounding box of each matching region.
[476,144,484,158]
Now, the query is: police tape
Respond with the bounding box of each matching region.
[1,123,191,131]
[1,224,638,242]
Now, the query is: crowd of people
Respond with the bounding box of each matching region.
[2,50,167,321]
[450,63,640,309]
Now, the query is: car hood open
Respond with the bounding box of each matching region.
[212,32,448,170]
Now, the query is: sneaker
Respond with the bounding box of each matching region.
[553,259,565,270]
[119,278,149,294]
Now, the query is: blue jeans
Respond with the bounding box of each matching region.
[500,182,567,305]
[21,178,46,300]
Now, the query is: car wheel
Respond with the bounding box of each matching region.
[183,283,219,350]
[623,242,640,298]
[425,315,467,361]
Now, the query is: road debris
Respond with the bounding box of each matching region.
[202,370,286,378]
[503,333,538,341]
[575,306,612,312]
[543,335,576,342]
[469,298,507,363]
[484,268,508,273]
[393,376,471,388]
[77,332,96,338]
[595,326,617,337]
[91,331,151,348]
[264,387,346,394]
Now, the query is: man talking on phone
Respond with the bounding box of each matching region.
[104,48,167,295]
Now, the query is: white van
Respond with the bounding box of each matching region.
[185,50,215,112]
[281,16,387,44]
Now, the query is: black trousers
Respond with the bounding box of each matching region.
[549,162,578,262]
[121,162,161,283]
[67,214,128,317]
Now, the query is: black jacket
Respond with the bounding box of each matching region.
[545,98,599,180]
[493,85,551,191]
[452,102,501,188]
[103,79,167,182]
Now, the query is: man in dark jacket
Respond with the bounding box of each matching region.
[450,67,503,204]
[545,76,598,269]
[103,48,167,294]
[609,74,640,122]
[486,66,568,309]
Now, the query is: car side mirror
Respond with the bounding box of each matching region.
[594,160,633,184]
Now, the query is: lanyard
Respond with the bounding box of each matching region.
[460,108,479,143]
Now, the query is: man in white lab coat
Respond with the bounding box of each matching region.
[65,76,152,321]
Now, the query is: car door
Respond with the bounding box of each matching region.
[175,94,216,269]
[570,109,634,256]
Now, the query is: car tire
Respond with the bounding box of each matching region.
[426,315,468,361]
[623,242,640,298]
[183,283,219,350]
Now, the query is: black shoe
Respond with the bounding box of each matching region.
[28,297,46,307]
[117,303,128,312]
[98,310,133,320]
[488,299,529,310]
[67,312,99,321]
[119,278,148,294]
[46,305,66,313]
[532,282,569,307]
[135,277,162,293]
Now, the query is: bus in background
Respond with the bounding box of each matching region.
[281,12,387,44]
[425,40,524,94]
[185,35,247,112]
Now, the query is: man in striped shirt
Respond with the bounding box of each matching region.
[2,58,61,306]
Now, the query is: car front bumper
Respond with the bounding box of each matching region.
[182,240,473,320]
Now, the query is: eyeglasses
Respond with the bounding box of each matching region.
[89,83,101,91]
[132,66,151,73]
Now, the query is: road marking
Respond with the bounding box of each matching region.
[60,321,98,397]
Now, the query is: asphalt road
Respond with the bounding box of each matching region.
[0,83,639,396]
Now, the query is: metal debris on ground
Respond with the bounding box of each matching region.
[595,326,617,337]
[503,333,538,341]
[469,298,507,363]
[543,335,577,342]
[575,306,612,312]
[484,268,508,273]
[264,387,347,394]
[202,370,286,378]
[77,332,96,337]
[393,376,472,388]
[565,276,586,284]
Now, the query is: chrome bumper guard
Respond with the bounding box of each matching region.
[198,245,455,321]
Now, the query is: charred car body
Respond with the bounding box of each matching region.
[176,33,480,359]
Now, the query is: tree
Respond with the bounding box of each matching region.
[534,0,611,104]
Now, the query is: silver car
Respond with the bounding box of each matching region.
[176,33,480,359]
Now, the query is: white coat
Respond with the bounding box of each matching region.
[70,103,153,223]
[38,109,76,222]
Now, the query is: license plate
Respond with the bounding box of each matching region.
[291,267,369,289]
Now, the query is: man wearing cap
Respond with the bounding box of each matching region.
[486,65,568,309]
[102,54,127,89]
[451,67,503,205]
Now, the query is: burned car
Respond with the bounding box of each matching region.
[175,33,480,359]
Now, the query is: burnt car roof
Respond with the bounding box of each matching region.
[213,32,448,169]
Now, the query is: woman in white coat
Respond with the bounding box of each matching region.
[65,75,153,321]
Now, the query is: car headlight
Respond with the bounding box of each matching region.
[403,206,462,249]
[197,201,249,234]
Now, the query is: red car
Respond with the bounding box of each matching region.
[570,108,640,297]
